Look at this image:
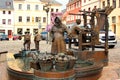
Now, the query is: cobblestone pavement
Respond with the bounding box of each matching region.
[0,40,51,53]
[0,40,120,80]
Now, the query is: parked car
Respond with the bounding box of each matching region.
[12,34,22,40]
[96,30,117,48]
[64,29,117,48]
[41,32,48,40]
[0,33,9,41]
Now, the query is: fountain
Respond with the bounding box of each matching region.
[7,6,113,80]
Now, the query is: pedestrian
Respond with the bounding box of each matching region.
[34,31,41,51]
[23,31,31,50]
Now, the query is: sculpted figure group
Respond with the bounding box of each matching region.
[23,6,113,54]
[23,31,41,51]
[23,17,84,54]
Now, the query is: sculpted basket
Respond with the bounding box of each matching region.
[39,60,53,72]
[55,60,69,71]
[68,60,76,69]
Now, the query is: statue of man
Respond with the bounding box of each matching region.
[23,32,31,50]
[34,31,41,50]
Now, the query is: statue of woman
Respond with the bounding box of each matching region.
[50,17,70,55]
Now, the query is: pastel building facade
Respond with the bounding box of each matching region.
[13,0,62,37]
[0,0,14,39]
[100,0,120,39]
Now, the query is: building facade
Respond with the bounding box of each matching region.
[65,0,82,27]
[100,0,120,39]
[64,0,101,27]
[64,0,120,39]
[81,0,100,24]
[13,0,62,37]
[0,0,14,39]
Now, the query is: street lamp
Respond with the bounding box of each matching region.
[43,2,51,44]
[38,20,41,33]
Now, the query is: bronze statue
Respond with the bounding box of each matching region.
[50,17,70,54]
[23,32,31,50]
[34,32,41,50]
[70,19,85,38]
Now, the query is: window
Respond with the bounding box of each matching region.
[2,19,6,24]
[18,4,22,10]
[84,0,86,3]
[8,11,11,14]
[119,0,120,8]
[88,7,91,11]
[19,16,22,22]
[27,16,30,22]
[56,9,58,12]
[17,28,22,34]
[35,5,39,10]
[113,0,116,8]
[35,17,40,22]
[107,0,110,6]
[8,19,11,25]
[112,16,116,23]
[27,4,30,10]
[102,1,105,8]
[51,8,54,12]
[26,29,30,33]
[43,17,46,23]
[3,11,5,14]
[6,2,11,6]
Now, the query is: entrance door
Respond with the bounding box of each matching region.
[8,30,12,39]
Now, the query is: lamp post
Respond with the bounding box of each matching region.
[43,2,51,44]
[38,20,41,34]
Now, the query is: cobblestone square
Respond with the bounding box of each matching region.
[0,40,120,80]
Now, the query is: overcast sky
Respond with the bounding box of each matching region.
[56,0,69,10]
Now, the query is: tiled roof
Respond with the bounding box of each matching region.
[40,0,62,5]
[0,0,14,10]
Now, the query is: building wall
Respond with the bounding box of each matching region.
[0,0,14,40]
[81,0,100,25]
[66,0,81,27]
[0,10,14,34]
[13,0,62,37]
[100,0,120,39]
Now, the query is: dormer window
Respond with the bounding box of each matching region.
[6,2,11,6]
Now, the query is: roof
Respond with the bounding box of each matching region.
[40,0,62,5]
[0,0,14,10]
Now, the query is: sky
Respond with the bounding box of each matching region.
[56,0,69,10]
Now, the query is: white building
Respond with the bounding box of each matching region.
[81,0,101,25]
[0,0,14,39]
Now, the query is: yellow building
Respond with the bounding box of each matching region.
[100,0,120,39]
[13,0,62,37]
